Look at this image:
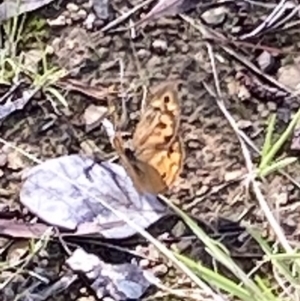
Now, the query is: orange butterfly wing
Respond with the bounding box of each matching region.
[132,83,184,192]
[113,83,183,195]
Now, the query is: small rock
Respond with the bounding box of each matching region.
[71,9,87,21]
[0,152,7,167]
[139,259,150,268]
[257,103,265,112]
[7,150,26,170]
[137,49,150,59]
[66,18,73,26]
[224,169,244,182]
[237,85,251,100]
[51,37,61,52]
[278,64,300,90]
[98,47,109,59]
[201,7,227,25]
[266,101,277,111]
[257,51,274,73]
[47,15,66,27]
[237,119,253,129]
[45,44,54,55]
[261,109,269,118]
[84,12,96,29]
[66,3,79,13]
[83,105,108,132]
[152,39,168,52]
[151,264,168,277]
[187,140,201,149]
[147,55,162,68]
[77,9,88,20]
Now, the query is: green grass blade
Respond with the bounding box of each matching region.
[260,108,300,171]
[260,114,276,166]
[259,157,297,177]
[176,253,253,301]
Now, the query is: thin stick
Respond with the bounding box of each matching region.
[101,0,154,32]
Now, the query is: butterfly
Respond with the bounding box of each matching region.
[112,82,184,195]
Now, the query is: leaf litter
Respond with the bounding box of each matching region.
[19,154,168,238]
[1,151,165,300]
[0,0,55,22]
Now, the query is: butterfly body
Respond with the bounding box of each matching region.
[113,83,184,195]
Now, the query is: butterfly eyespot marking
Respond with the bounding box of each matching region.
[163,95,171,103]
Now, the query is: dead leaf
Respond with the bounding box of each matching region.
[20,155,168,239]
[0,88,37,121]
[0,0,55,21]
[66,248,154,300]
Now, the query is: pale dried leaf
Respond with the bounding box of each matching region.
[67,248,153,300]
[20,155,168,239]
[0,0,55,21]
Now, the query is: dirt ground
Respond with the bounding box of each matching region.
[2,0,300,300]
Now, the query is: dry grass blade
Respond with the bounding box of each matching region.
[101,0,154,32]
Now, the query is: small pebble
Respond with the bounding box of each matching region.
[51,37,61,51]
[237,119,253,129]
[261,109,269,118]
[257,51,273,72]
[66,3,79,13]
[66,18,73,26]
[224,169,244,182]
[98,47,109,59]
[78,9,88,19]
[201,7,227,25]
[47,15,66,26]
[151,264,168,277]
[187,140,201,149]
[7,151,26,170]
[45,44,54,55]
[84,12,96,29]
[137,49,150,59]
[0,152,7,167]
[267,101,277,111]
[71,9,87,21]
[152,39,168,52]
[139,259,150,268]
[257,103,265,112]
